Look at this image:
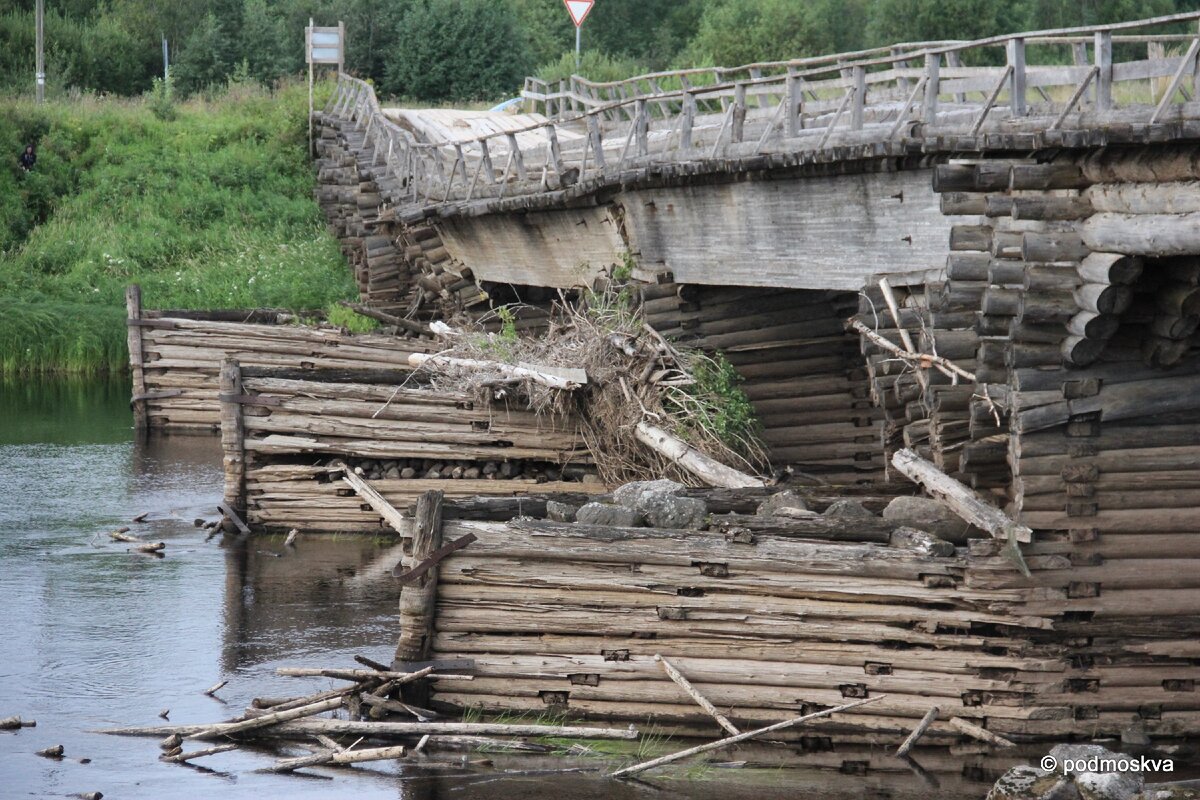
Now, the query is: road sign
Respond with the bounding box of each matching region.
[306,24,344,67]
[563,0,593,28]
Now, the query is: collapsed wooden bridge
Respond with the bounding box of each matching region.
[123,11,1200,748]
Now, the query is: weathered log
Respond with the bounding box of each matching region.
[948,716,1015,747]
[634,422,764,489]
[408,353,586,390]
[656,655,739,736]
[1009,163,1089,190]
[267,744,408,773]
[895,706,940,757]
[336,300,431,336]
[192,696,346,740]
[1081,212,1200,257]
[99,719,639,740]
[891,449,1031,543]
[709,514,896,544]
[1060,335,1107,367]
[1010,195,1093,221]
[275,667,441,682]
[161,744,239,763]
[1074,283,1132,315]
[1022,232,1089,262]
[1066,311,1120,340]
[395,492,445,663]
[609,695,883,777]
[1015,375,1200,434]
[949,225,992,252]
[336,463,407,533]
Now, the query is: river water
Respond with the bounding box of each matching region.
[3,377,1162,799]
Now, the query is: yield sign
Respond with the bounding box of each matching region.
[563,0,594,27]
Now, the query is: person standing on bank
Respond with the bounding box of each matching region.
[18,144,36,172]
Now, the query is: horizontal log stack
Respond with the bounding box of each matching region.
[639,283,884,483]
[314,112,490,320]
[391,489,1099,743]
[219,364,600,533]
[125,286,433,432]
[867,150,1200,738]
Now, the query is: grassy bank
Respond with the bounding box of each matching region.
[0,79,357,374]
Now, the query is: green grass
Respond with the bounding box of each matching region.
[0,78,357,375]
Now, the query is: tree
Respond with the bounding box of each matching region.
[384,0,531,102]
[687,0,830,67]
[239,0,287,83]
[173,12,233,94]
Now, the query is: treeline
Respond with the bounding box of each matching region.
[0,0,1196,102]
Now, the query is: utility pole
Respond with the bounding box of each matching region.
[35,0,45,103]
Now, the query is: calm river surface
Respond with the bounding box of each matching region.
[0,377,1122,799]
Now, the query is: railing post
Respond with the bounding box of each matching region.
[546,126,563,176]
[748,67,767,107]
[786,67,802,136]
[893,47,910,93]
[1095,30,1112,111]
[1071,41,1088,67]
[635,98,649,156]
[851,65,866,130]
[680,89,696,150]
[922,53,940,123]
[506,133,526,181]
[732,82,747,142]
[587,114,605,169]
[1007,38,1026,117]
[479,139,494,184]
[946,50,966,103]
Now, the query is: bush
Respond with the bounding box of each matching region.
[148,76,176,121]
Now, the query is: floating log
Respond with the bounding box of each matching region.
[896,706,940,757]
[161,744,239,763]
[609,695,883,777]
[192,696,347,740]
[948,717,1015,748]
[100,719,639,740]
[267,744,408,773]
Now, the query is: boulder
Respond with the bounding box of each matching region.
[612,480,707,529]
[576,502,644,528]
[889,526,957,557]
[882,495,979,543]
[756,490,809,517]
[986,765,1079,800]
[988,745,1151,800]
[822,498,875,518]
[545,500,579,523]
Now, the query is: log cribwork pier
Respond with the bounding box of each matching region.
[130,12,1200,749]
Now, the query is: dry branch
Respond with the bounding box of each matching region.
[655,655,739,735]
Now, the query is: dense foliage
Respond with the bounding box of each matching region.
[0,80,356,373]
[0,0,1197,102]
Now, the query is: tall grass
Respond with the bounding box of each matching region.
[0,78,355,375]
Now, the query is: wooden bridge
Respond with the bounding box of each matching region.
[320,11,1200,293]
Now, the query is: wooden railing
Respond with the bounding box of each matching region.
[324,11,1200,215]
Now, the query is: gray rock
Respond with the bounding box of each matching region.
[889,526,956,557]
[822,498,875,518]
[545,500,578,523]
[576,502,644,528]
[1076,772,1142,800]
[882,495,978,543]
[756,490,809,516]
[613,479,687,509]
[987,765,1080,800]
[612,480,706,529]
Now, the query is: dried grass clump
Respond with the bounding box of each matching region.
[413,287,768,486]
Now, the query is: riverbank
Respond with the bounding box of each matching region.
[0,79,360,376]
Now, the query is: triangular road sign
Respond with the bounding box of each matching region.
[563,0,594,27]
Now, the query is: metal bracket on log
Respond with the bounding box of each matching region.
[392,533,477,582]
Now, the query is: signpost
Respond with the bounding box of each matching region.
[35,0,44,103]
[563,0,594,69]
[305,20,345,155]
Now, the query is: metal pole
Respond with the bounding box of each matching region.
[307,19,314,158]
[162,36,169,82]
[575,25,581,70]
[35,0,44,103]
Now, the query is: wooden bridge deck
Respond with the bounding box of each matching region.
[325,11,1200,223]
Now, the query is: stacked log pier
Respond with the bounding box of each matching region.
[125,287,432,432]
[640,284,883,483]
[313,112,489,318]
[869,149,1200,737]
[219,365,600,533]
[396,492,1072,743]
